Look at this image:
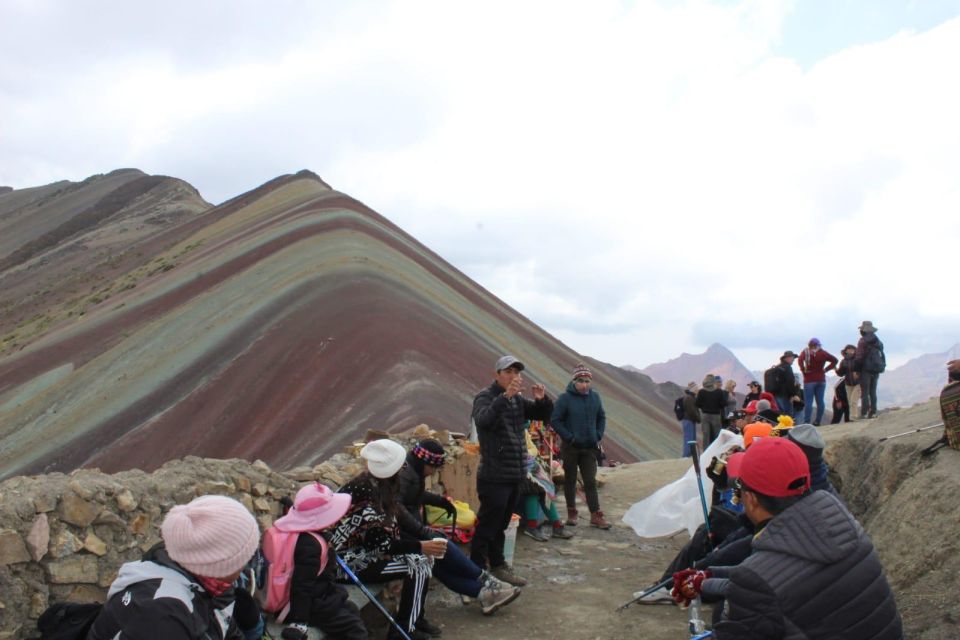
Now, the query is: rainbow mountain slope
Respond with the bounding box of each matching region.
[0,171,678,478]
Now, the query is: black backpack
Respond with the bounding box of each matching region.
[763,366,780,395]
[864,340,886,373]
[35,603,102,640]
[673,396,686,420]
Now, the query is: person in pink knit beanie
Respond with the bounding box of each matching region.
[88,495,263,640]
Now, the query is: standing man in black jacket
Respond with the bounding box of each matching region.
[470,355,553,587]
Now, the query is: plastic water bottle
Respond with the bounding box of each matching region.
[688,597,707,635]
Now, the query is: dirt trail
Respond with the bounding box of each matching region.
[426,458,700,640]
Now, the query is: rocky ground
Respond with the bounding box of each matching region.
[425,458,698,640]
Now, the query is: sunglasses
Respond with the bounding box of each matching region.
[574,378,591,383]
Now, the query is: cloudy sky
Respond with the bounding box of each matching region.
[3,0,959,372]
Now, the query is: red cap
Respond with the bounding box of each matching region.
[744,400,759,414]
[739,438,810,498]
[725,452,745,478]
[759,391,776,405]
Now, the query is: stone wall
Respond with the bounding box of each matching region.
[0,429,479,639]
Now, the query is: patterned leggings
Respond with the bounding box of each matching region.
[347,553,433,632]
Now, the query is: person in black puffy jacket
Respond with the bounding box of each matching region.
[470,355,553,587]
[677,438,903,640]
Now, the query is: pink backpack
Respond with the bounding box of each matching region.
[258,528,328,623]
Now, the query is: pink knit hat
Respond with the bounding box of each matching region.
[272,483,352,533]
[161,495,260,578]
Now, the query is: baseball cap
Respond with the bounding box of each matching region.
[495,355,525,372]
[739,438,810,498]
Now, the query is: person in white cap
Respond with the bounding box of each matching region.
[470,355,553,587]
[88,495,262,639]
[330,439,444,640]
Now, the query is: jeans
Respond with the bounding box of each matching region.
[433,540,484,598]
[561,442,600,513]
[681,419,697,457]
[803,381,827,424]
[776,396,793,416]
[860,372,879,417]
[471,480,520,569]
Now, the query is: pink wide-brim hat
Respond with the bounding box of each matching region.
[273,483,352,533]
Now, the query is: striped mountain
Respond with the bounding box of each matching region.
[0,170,679,479]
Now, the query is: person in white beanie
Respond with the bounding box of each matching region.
[88,495,262,639]
[329,439,444,640]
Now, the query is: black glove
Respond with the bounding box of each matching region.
[442,498,457,519]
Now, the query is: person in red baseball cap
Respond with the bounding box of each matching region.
[673,437,902,639]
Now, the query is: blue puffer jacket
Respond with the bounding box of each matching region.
[550,381,606,448]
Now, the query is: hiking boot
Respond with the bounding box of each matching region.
[415,618,442,637]
[479,576,522,615]
[565,509,579,526]
[522,526,549,542]
[632,586,674,605]
[551,524,574,539]
[590,511,612,529]
[491,564,528,586]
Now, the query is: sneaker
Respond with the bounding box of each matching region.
[281,625,308,640]
[565,509,579,526]
[631,587,674,605]
[491,564,528,586]
[590,511,612,530]
[522,526,549,542]
[479,577,522,615]
[415,618,442,637]
[551,525,574,539]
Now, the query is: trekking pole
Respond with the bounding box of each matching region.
[615,576,673,611]
[688,442,712,547]
[878,423,943,443]
[336,556,413,640]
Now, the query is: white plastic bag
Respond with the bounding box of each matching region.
[622,430,744,538]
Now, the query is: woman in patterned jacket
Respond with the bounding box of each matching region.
[330,439,446,640]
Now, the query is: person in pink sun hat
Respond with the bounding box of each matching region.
[275,483,368,640]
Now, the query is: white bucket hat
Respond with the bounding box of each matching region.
[361,439,407,479]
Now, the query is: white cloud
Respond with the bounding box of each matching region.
[1,0,958,372]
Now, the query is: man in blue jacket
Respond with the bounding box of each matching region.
[551,364,610,529]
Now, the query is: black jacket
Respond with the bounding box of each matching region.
[837,355,859,384]
[396,452,451,539]
[472,381,553,484]
[682,390,701,422]
[711,491,902,639]
[287,532,351,625]
[774,363,798,398]
[88,546,243,640]
[696,388,726,414]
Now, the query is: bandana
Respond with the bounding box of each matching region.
[197,575,234,596]
[412,444,446,467]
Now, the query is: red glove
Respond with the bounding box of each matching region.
[671,569,712,606]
